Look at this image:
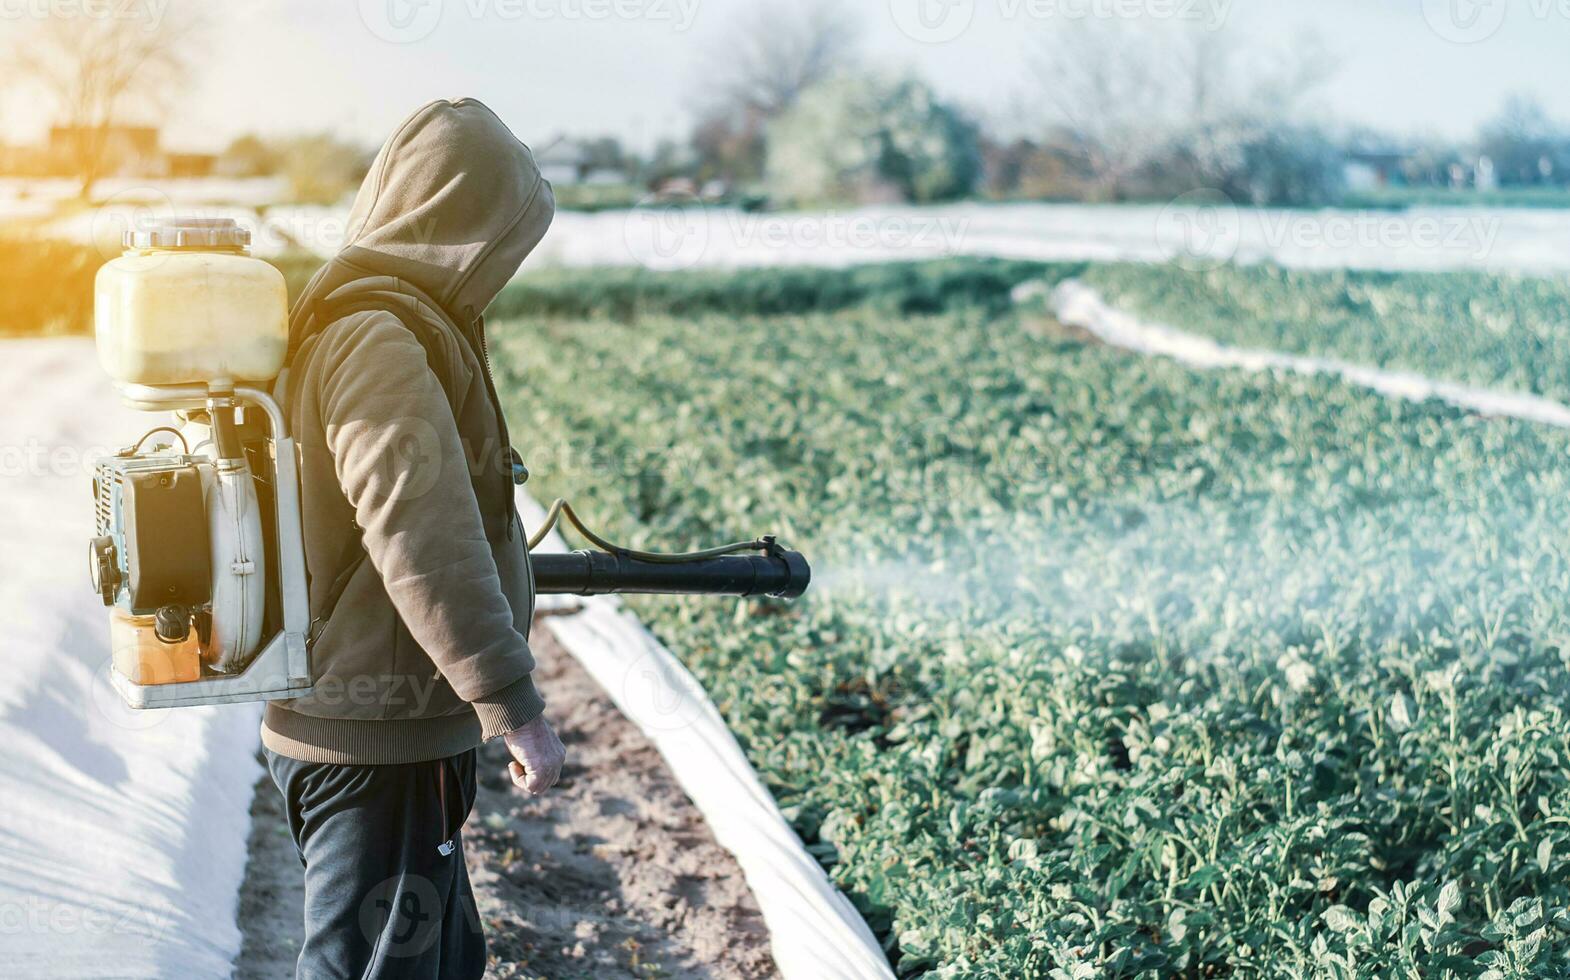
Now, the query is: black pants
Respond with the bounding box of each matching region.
[265,748,486,980]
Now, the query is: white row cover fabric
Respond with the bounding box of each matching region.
[36,192,1570,275]
[1046,279,1570,429]
[517,494,895,980]
[0,340,262,978]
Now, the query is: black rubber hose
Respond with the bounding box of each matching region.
[211,406,245,461]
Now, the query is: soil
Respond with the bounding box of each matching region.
[234,617,778,979]
[1021,311,1106,346]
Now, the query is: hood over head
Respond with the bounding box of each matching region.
[284,99,553,543]
[292,97,554,331]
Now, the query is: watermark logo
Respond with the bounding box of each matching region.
[1420,0,1508,43]
[614,646,710,733]
[359,874,445,957]
[88,186,174,262]
[888,0,976,43]
[1155,188,1241,271]
[361,416,446,506]
[623,193,712,270]
[359,0,444,43]
[90,656,171,732]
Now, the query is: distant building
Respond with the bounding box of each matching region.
[164,152,218,178]
[0,125,218,179]
[534,136,625,185]
[1342,146,1408,191]
[533,137,582,185]
[0,143,44,175]
[49,125,160,175]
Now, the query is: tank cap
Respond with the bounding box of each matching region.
[124,217,251,251]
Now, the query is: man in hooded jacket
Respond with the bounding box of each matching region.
[264,98,564,978]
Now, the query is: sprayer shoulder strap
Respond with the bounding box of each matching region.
[291,298,451,650]
[306,296,460,392]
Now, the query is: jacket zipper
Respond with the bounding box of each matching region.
[463,307,516,541]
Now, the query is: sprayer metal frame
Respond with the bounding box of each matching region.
[110,381,314,709]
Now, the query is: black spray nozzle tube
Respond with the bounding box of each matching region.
[530,548,811,599]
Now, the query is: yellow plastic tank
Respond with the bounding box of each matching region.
[95,218,289,386]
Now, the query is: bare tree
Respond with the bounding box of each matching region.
[9,8,198,198]
[1031,20,1174,199]
[1173,27,1237,128]
[687,0,860,186]
[712,0,861,119]
[1238,30,1338,121]
[1479,94,1570,186]
[1031,22,1341,200]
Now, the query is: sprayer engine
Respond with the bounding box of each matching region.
[91,423,272,686]
[91,452,210,614]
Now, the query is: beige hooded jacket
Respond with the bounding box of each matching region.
[261,98,555,765]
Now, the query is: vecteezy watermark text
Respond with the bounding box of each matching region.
[1255,211,1501,259]
[0,896,171,938]
[458,0,699,27]
[0,439,117,479]
[888,0,1231,44]
[358,0,699,43]
[0,0,168,26]
[1155,190,1502,270]
[623,198,972,270]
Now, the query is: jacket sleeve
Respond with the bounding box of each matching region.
[314,311,544,737]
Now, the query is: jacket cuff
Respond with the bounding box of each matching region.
[472,674,547,739]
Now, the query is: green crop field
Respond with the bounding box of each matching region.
[492,263,1570,977]
[498,259,1570,407]
[1074,264,1570,404]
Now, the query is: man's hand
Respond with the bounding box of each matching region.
[502,715,565,795]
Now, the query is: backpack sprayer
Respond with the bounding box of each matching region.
[89,218,809,710]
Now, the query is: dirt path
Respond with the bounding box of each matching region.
[234,617,777,979]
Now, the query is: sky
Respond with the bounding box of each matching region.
[1,0,1567,154]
